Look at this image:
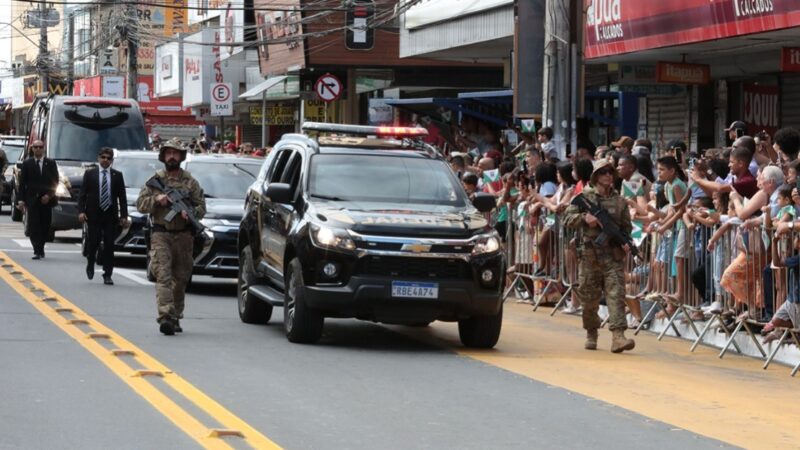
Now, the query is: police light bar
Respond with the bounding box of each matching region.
[302,122,428,138]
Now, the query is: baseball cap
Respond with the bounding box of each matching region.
[725,120,747,132]
[666,140,687,152]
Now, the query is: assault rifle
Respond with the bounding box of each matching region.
[145,176,205,234]
[570,193,639,260]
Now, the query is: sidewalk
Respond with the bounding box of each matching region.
[405,302,800,449]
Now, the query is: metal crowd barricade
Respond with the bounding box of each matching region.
[760,230,800,371]
[502,205,560,310]
[718,221,770,359]
[496,194,800,374]
[654,223,714,342]
[634,229,684,337]
[690,221,741,354]
[550,218,578,316]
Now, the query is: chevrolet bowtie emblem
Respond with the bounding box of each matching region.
[401,243,432,253]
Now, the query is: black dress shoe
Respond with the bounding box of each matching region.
[32,254,41,260]
[86,263,95,280]
[159,320,175,336]
[175,320,183,333]
[103,276,114,285]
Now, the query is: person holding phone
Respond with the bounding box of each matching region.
[725,121,747,144]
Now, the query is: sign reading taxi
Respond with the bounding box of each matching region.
[210,82,233,116]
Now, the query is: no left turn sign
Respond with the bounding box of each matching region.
[315,73,342,103]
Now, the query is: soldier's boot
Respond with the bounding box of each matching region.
[584,329,598,350]
[159,320,175,336]
[611,329,635,353]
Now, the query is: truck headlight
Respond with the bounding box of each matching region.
[310,225,356,252]
[472,232,501,255]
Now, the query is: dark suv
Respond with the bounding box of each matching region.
[237,123,504,347]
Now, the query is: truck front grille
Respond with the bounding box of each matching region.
[355,256,471,280]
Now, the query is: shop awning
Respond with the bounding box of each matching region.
[383,91,512,127]
[239,76,288,101]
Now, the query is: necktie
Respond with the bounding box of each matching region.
[37,159,42,175]
[100,170,111,211]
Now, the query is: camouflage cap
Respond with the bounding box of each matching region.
[160,138,186,152]
[159,138,187,163]
[590,158,614,184]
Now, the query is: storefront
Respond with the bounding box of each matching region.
[583,0,800,150]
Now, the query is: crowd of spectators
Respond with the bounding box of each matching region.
[446,117,800,344]
[149,132,270,157]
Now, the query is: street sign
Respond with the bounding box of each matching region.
[211,82,233,117]
[314,73,343,103]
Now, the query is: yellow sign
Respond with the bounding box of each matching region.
[303,100,338,123]
[250,104,295,126]
[248,100,340,126]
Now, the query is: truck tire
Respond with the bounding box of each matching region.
[10,190,21,222]
[284,257,323,344]
[237,246,272,324]
[458,304,503,349]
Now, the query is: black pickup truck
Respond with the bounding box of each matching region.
[237,123,504,347]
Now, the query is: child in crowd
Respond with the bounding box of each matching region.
[763,184,796,320]
[654,156,689,318]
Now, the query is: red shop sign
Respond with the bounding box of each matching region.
[781,47,800,73]
[743,84,779,138]
[656,62,710,85]
[585,0,800,60]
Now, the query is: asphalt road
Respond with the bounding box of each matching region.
[0,212,762,449]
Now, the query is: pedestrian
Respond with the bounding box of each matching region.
[78,147,128,285]
[136,138,206,335]
[17,139,58,259]
[563,159,636,353]
[725,120,747,143]
[151,133,162,151]
[0,142,8,213]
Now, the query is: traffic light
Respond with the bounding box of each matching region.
[345,0,375,51]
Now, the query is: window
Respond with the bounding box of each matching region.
[308,154,464,206]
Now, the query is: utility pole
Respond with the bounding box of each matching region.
[66,12,74,93]
[38,1,49,91]
[541,0,572,158]
[126,4,138,100]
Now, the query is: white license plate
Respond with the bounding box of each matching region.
[391,281,439,299]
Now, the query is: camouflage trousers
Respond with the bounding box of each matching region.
[576,247,627,332]
[150,231,194,324]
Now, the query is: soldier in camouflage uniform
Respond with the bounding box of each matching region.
[563,159,636,353]
[137,138,206,335]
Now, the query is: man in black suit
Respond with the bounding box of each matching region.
[78,147,128,285]
[17,139,59,259]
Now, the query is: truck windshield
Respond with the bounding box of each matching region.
[309,154,464,206]
[187,161,261,199]
[49,104,148,160]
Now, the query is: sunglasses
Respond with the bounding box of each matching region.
[99,155,113,160]
[596,168,615,176]
[30,146,43,149]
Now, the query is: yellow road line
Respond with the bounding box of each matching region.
[0,252,281,450]
[411,303,800,449]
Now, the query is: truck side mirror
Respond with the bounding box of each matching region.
[472,192,496,213]
[266,182,292,204]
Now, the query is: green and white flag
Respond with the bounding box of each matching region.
[520,119,536,134]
